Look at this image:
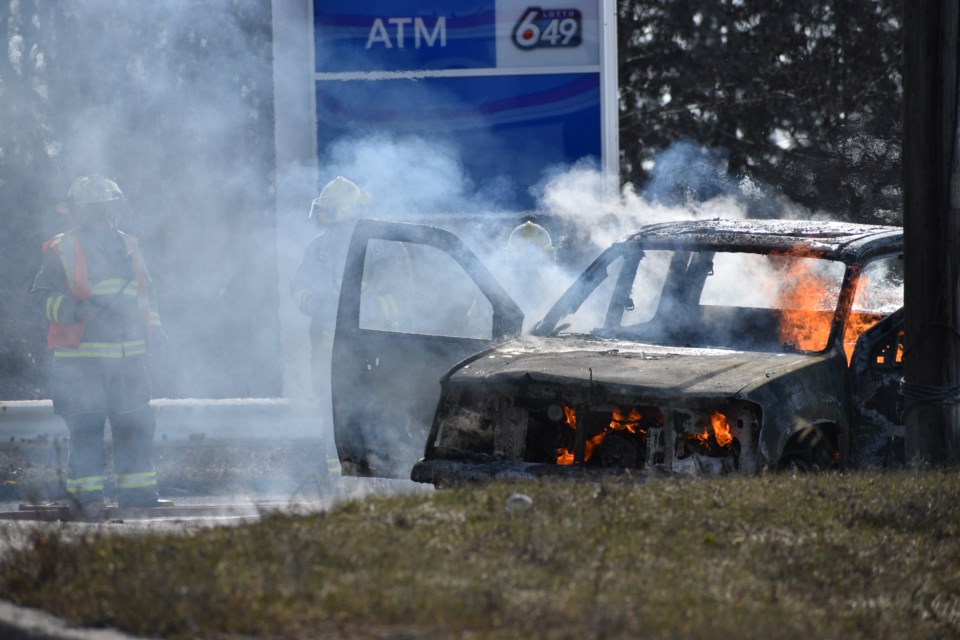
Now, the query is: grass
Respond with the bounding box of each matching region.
[0,470,957,639]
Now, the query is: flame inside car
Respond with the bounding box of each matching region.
[556,404,649,465]
[775,248,839,352]
[689,411,734,451]
[776,250,896,364]
[553,403,741,468]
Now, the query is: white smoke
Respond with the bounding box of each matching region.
[322,134,511,217]
[534,141,814,264]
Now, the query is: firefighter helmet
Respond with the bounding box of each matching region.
[68,175,124,207]
[309,176,370,223]
[507,221,555,261]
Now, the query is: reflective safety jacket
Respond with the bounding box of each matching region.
[32,228,162,358]
[291,223,353,346]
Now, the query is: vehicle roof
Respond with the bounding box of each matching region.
[622,218,902,261]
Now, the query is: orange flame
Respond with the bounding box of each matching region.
[556,404,649,466]
[609,406,643,433]
[556,404,577,465]
[711,411,733,447]
[875,330,905,365]
[776,249,836,352]
[845,273,906,365]
[585,433,607,461]
[844,272,874,364]
[563,404,577,427]
[687,411,734,450]
[844,312,879,364]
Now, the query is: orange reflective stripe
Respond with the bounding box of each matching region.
[44,231,91,299]
[45,230,156,349]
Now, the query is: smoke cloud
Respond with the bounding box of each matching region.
[3,2,826,495]
[536,139,814,263]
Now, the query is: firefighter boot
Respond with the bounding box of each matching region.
[117,489,174,509]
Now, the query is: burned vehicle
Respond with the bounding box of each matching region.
[331,218,904,485]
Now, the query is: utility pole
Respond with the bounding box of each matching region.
[902,1,960,465]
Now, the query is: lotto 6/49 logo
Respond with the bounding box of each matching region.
[512,8,582,50]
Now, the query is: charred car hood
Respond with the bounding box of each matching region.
[446,334,824,398]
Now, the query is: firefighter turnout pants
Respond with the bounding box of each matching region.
[51,356,159,507]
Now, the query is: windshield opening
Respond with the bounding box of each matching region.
[541,244,847,353]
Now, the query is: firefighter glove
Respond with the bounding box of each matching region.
[76,300,102,321]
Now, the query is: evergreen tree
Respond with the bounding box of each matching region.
[618,0,902,221]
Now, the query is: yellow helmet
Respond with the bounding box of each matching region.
[68,175,123,206]
[507,221,555,260]
[309,176,370,222]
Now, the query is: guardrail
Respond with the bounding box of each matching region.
[0,398,324,441]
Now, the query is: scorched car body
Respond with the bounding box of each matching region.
[331,218,905,486]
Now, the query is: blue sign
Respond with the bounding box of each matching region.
[315,1,496,72]
[316,73,600,206]
[312,1,613,211]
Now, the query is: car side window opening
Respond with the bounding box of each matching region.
[553,243,851,353]
[700,251,846,352]
[559,254,626,335]
[359,239,493,339]
[845,254,904,364]
[619,249,673,327]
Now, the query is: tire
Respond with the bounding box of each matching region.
[778,425,840,471]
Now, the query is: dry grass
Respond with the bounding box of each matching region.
[0,470,957,639]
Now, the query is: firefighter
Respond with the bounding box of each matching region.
[31,175,167,512]
[290,176,370,427]
[500,220,558,325]
[358,239,412,332]
[506,220,556,263]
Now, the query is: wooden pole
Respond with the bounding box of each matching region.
[902,0,960,465]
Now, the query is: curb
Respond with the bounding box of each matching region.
[0,398,322,440]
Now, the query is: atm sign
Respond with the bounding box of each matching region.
[512,8,582,50]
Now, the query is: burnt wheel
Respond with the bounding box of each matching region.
[598,431,641,468]
[778,425,840,471]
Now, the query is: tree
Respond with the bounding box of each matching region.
[617,0,903,222]
[0,0,281,400]
[0,1,59,398]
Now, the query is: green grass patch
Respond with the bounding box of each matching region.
[0,470,958,639]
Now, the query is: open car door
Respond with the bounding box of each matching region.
[332,219,524,478]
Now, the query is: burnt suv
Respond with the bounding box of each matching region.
[331,218,905,485]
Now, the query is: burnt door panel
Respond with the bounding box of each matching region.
[849,307,905,467]
[332,219,523,478]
